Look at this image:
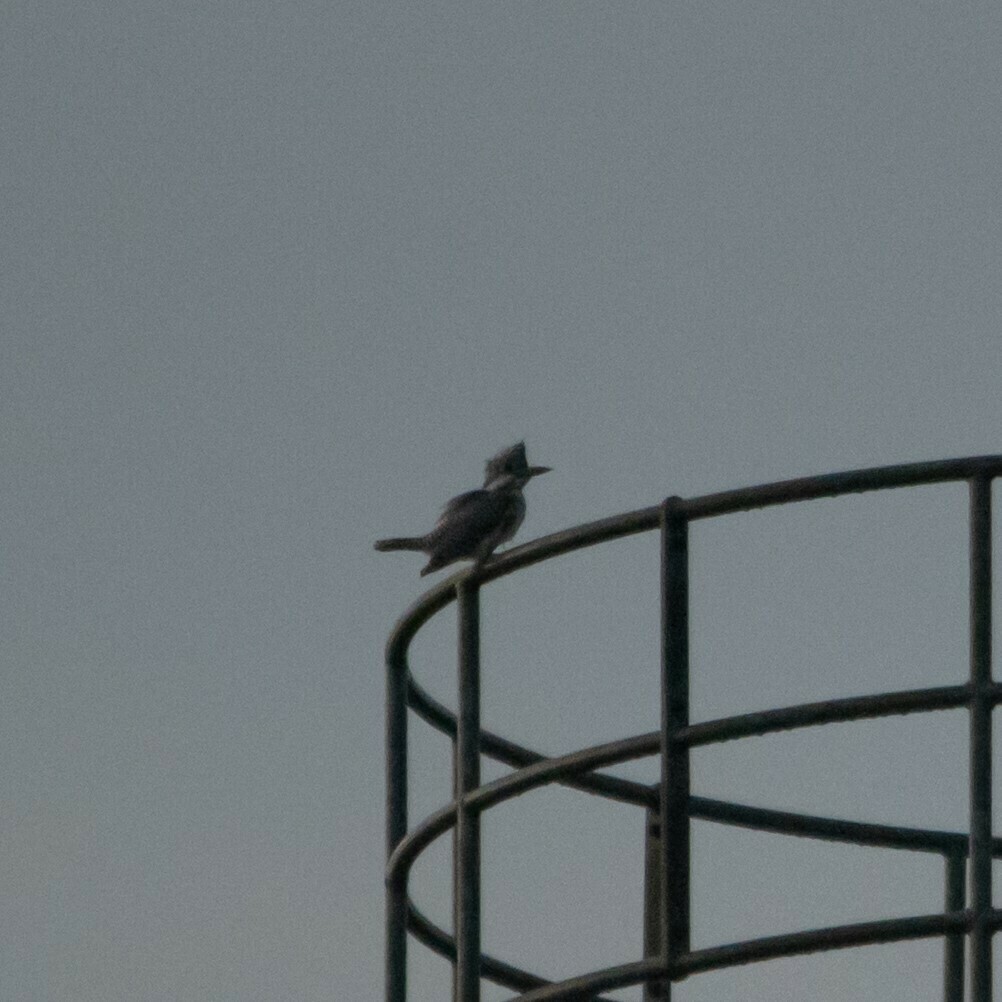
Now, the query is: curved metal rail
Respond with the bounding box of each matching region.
[384,455,1002,1002]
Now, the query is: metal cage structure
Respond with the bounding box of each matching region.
[384,455,1002,1002]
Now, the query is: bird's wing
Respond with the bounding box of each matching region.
[439,489,489,516]
[434,489,508,536]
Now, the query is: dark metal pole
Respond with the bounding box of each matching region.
[454,580,482,1002]
[660,498,691,986]
[386,642,409,1002]
[643,807,667,1001]
[969,476,993,1002]
[943,851,966,1002]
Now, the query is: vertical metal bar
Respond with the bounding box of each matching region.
[386,643,409,1002]
[660,497,691,981]
[969,475,993,1002]
[944,851,966,1002]
[454,580,482,1002]
[643,807,669,1001]
[643,807,662,961]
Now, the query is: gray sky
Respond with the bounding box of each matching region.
[4,3,1002,1000]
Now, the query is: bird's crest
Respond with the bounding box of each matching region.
[483,442,529,484]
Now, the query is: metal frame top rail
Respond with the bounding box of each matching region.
[385,454,1002,1002]
[386,456,1002,672]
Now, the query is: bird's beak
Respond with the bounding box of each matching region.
[528,466,552,477]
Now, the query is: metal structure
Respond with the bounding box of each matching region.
[384,456,1002,1002]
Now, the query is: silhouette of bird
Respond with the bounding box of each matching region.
[374,442,551,576]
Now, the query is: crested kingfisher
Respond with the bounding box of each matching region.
[374,442,551,576]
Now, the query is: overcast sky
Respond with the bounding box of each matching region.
[4,3,1002,1000]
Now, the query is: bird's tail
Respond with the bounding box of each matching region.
[374,536,428,553]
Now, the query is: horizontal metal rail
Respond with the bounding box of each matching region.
[511,912,976,1002]
[690,796,1002,857]
[677,684,985,747]
[389,742,1002,893]
[409,677,987,786]
[385,458,1002,648]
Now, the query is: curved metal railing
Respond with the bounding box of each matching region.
[384,455,1002,1002]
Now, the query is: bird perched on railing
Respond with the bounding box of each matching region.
[374,442,551,576]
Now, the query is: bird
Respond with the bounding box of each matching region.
[374,442,551,576]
